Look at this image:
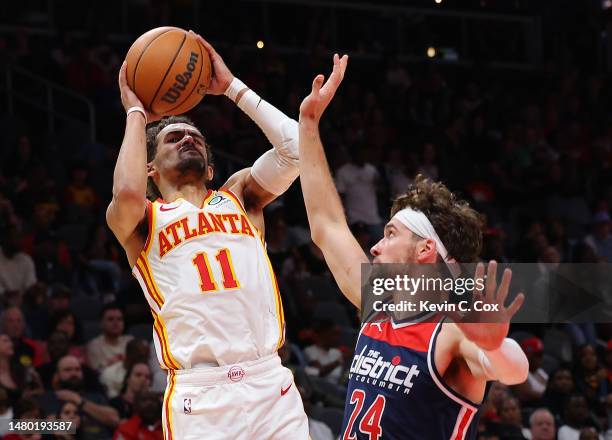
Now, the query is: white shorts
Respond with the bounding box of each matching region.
[162,354,309,440]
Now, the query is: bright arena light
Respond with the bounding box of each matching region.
[427,47,436,58]
[435,0,442,4]
[257,40,264,49]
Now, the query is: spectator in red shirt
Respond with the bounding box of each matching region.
[113,391,163,440]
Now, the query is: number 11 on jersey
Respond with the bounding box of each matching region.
[192,248,240,292]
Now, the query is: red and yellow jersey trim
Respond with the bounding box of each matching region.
[135,256,164,309]
[265,252,286,349]
[142,199,156,257]
[199,189,215,208]
[152,308,181,370]
[162,370,176,440]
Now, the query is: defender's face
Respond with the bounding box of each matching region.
[153,123,209,176]
[370,219,418,264]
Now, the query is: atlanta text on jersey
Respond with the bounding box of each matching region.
[158,212,255,258]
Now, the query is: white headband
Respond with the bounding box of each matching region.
[392,207,459,276]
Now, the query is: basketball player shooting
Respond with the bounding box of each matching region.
[107,33,310,439]
[298,54,529,440]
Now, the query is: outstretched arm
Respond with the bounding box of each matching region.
[298,54,368,308]
[452,262,528,385]
[193,33,298,211]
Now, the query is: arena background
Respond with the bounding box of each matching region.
[1,1,612,439]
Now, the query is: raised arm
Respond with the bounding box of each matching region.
[298,54,369,308]
[449,262,528,385]
[193,33,298,212]
[106,63,161,265]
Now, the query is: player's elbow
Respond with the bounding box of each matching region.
[310,222,336,249]
[310,224,326,247]
[112,184,145,204]
[500,355,529,385]
[515,357,530,384]
[106,194,146,242]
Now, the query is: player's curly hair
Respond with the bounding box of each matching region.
[391,174,483,262]
[145,116,214,201]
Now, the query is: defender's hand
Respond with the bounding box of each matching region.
[191,31,234,95]
[118,61,161,123]
[452,261,525,351]
[299,54,348,125]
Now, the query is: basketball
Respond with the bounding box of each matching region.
[125,26,212,116]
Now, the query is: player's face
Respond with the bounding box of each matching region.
[370,220,416,263]
[153,123,210,179]
[370,219,437,264]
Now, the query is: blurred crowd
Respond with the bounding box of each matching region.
[1,1,612,439]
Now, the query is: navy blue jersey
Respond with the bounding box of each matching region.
[341,317,482,440]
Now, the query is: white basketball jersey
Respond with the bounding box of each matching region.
[132,189,285,370]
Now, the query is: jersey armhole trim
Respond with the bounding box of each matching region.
[218,187,246,211]
[427,320,479,410]
[199,189,215,208]
[142,199,156,257]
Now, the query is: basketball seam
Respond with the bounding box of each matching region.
[132,28,175,103]
[148,32,187,113]
[164,38,205,114]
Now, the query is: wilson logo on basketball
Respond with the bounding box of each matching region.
[227,366,245,382]
[161,52,199,104]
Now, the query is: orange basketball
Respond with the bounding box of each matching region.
[125,27,212,116]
